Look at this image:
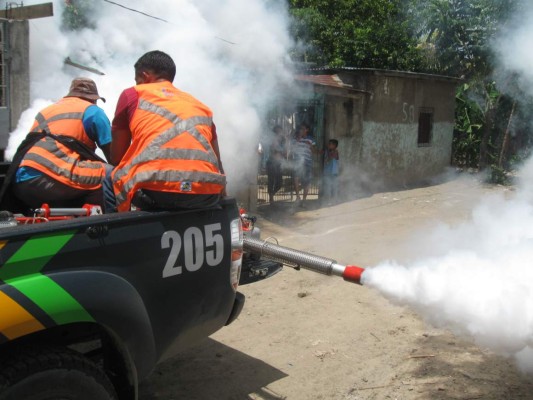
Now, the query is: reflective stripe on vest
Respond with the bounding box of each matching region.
[32,111,85,134]
[113,90,226,211]
[21,137,104,187]
[138,100,216,157]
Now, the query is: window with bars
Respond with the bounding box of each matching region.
[417,108,433,146]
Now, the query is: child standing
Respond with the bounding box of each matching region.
[322,139,339,204]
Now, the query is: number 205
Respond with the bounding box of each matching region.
[161,223,224,278]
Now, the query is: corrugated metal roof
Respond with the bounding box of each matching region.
[294,74,352,88]
[299,67,462,83]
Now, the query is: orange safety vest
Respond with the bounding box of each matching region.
[19,97,105,190]
[112,81,226,212]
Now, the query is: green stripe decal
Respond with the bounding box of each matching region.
[6,274,94,324]
[0,231,94,324]
[0,232,75,280]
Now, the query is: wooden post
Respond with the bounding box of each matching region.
[0,3,54,20]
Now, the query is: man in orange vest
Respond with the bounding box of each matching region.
[111,50,226,212]
[12,78,115,212]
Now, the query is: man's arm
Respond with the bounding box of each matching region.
[110,128,132,165]
[110,88,137,165]
[308,138,317,153]
[83,106,112,163]
[100,143,112,163]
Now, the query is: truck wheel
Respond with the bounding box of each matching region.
[0,345,117,400]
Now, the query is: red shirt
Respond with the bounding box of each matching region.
[112,87,218,140]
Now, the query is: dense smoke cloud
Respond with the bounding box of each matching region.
[493,4,533,97]
[6,0,294,193]
[364,3,533,373]
[363,172,533,371]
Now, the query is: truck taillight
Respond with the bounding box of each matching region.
[230,218,243,291]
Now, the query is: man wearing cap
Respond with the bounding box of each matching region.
[11,77,116,212]
[110,50,226,212]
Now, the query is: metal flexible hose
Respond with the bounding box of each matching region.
[243,236,337,276]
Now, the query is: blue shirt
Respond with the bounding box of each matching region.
[324,158,339,176]
[16,105,111,182]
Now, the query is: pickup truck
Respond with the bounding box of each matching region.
[0,163,282,400]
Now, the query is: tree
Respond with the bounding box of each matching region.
[62,0,96,31]
[412,0,525,76]
[288,0,423,70]
[413,0,529,178]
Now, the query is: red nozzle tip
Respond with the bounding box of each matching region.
[343,265,365,285]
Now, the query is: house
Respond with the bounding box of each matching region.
[279,68,460,196]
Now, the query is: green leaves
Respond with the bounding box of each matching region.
[288,0,423,69]
[61,0,96,31]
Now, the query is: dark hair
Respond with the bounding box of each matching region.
[329,139,339,148]
[294,122,311,138]
[134,50,176,82]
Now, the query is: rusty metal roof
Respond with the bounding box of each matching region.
[294,74,352,88]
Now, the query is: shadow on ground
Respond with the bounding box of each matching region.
[255,173,476,227]
[139,338,288,400]
[408,334,533,400]
[255,190,374,226]
[255,200,319,226]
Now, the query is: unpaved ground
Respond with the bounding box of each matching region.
[140,175,533,400]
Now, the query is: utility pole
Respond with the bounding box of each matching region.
[0,2,54,159]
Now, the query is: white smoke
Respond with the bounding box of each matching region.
[362,176,533,371]
[363,4,533,373]
[7,0,294,194]
[493,4,533,96]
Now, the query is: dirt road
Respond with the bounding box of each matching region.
[140,175,533,400]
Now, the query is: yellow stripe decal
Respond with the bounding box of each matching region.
[0,291,45,339]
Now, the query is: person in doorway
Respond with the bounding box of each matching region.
[266,125,286,204]
[10,77,115,213]
[110,50,226,212]
[290,122,315,207]
[322,138,340,205]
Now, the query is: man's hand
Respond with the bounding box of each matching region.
[110,128,132,165]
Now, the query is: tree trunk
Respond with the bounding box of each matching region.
[498,100,516,168]
[478,106,495,170]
